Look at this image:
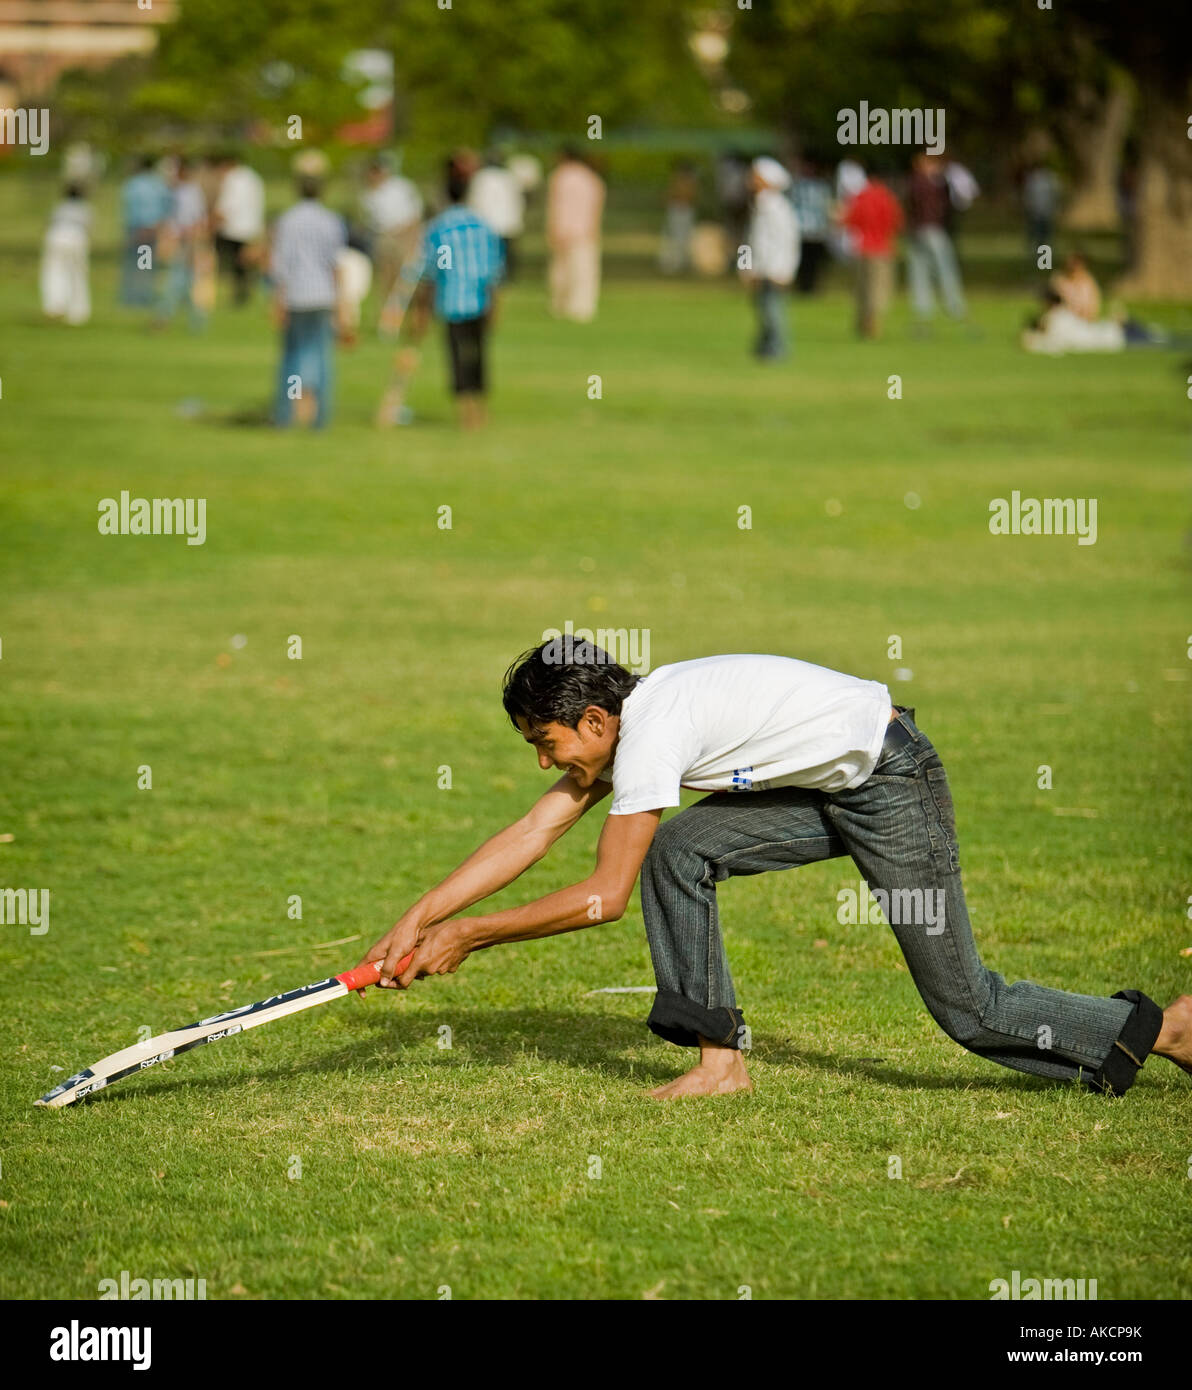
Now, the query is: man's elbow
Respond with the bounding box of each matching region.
[587,885,628,923]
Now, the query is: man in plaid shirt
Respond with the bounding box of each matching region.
[270,155,348,429]
[411,158,505,430]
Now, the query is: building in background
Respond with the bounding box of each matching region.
[0,0,173,103]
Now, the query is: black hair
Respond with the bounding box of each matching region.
[445,157,469,203]
[297,174,322,199]
[502,638,641,733]
[64,183,85,200]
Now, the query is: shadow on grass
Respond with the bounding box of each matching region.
[74,1006,1059,1108]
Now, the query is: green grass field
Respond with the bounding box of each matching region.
[1,191,1190,1300]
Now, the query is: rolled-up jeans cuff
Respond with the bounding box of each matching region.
[647,990,745,1049]
[1088,990,1164,1095]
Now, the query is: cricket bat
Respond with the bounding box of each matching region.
[34,954,413,1109]
[375,266,428,428]
[375,345,422,428]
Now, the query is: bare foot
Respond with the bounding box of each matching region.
[1152,995,1192,1077]
[648,1038,753,1100]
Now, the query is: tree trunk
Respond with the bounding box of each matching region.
[1115,85,1192,300]
[1060,81,1131,231]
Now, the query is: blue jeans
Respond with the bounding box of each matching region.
[120,231,157,307]
[274,309,334,428]
[906,225,967,320]
[157,248,204,331]
[753,279,788,358]
[641,707,1162,1095]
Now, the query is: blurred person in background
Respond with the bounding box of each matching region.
[213,151,266,307]
[154,156,208,332]
[658,159,698,275]
[839,164,903,340]
[942,156,979,249]
[62,142,101,189]
[336,232,373,342]
[791,157,833,294]
[1051,251,1100,321]
[507,152,543,205]
[362,154,423,334]
[411,156,505,430]
[468,150,526,281]
[832,158,868,261]
[741,156,800,361]
[197,153,223,220]
[1022,159,1061,256]
[547,147,606,322]
[905,151,968,330]
[270,153,348,429]
[120,154,171,307]
[716,150,751,263]
[40,183,92,325]
[1022,287,1184,354]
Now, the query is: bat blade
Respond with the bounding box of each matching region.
[35,956,407,1109]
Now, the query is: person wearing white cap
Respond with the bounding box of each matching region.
[742,157,800,360]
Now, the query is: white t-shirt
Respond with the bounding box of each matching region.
[468,167,525,237]
[362,175,423,234]
[746,189,800,284]
[215,164,266,242]
[169,181,206,233]
[599,655,892,815]
[48,199,92,238]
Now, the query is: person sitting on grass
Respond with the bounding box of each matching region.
[360,639,1192,1100]
[1022,288,1182,354]
[1050,251,1101,322]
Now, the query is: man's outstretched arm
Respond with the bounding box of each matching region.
[358,773,612,982]
[387,806,663,987]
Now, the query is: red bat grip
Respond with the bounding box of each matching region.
[336,951,416,992]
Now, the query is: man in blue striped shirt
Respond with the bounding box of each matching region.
[415,159,504,429]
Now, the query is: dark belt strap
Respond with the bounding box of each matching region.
[885,705,919,751]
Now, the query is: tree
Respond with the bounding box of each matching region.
[1055,0,1192,297]
[143,0,711,148]
[723,0,1015,163]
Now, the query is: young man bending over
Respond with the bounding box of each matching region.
[360,639,1191,1099]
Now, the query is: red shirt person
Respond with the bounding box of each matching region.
[841,177,904,338]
